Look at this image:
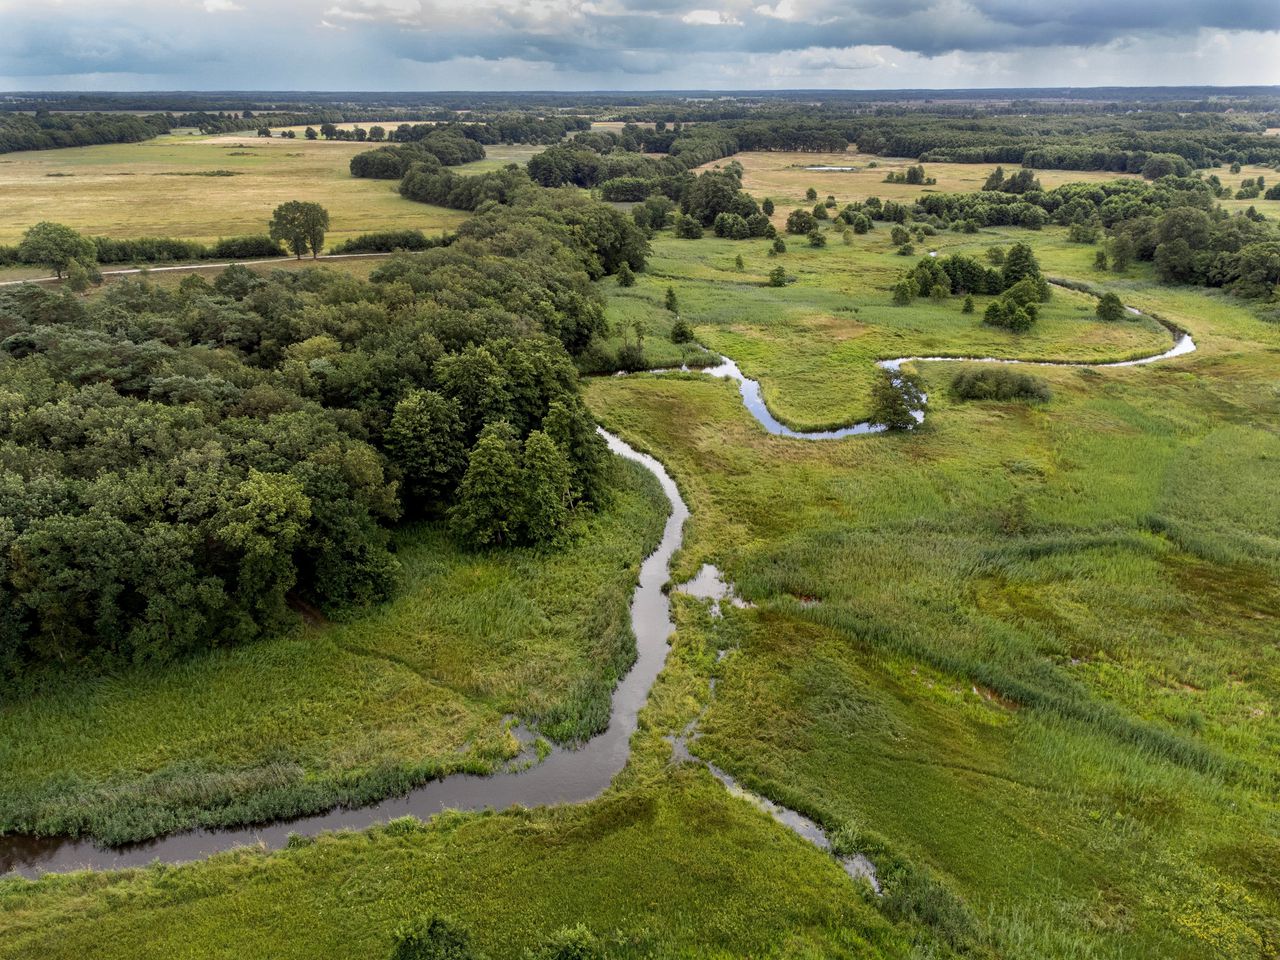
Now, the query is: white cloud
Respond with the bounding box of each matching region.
[202,0,243,11]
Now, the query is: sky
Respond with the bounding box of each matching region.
[1,0,1278,91]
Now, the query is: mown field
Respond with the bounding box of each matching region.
[0,459,668,845]
[1,152,1277,959]
[0,133,474,250]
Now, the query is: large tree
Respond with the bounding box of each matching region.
[269,201,330,259]
[18,221,96,278]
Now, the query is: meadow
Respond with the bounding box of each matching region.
[0,144,1277,959]
[0,132,483,252]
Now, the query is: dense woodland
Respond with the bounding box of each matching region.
[0,191,646,677]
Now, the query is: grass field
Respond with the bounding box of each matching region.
[0,459,668,845]
[0,133,473,248]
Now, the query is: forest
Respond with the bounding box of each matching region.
[0,191,645,677]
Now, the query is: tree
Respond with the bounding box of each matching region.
[385,390,468,513]
[319,122,338,139]
[1001,242,1041,288]
[961,295,975,314]
[451,423,523,546]
[892,278,915,305]
[772,236,786,254]
[1094,249,1109,271]
[807,229,826,248]
[18,221,96,278]
[734,254,745,271]
[767,266,788,288]
[785,209,817,235]
[805,187,818,201]
[256,126,271,138]
[304,126,317,140]
[890,225,911,246]
[671,315,694,342]
[616,262,635,287]
[1095,292,1126,322]
[369,125,386,141]
[269,201,330,259]
[520,431,572,544]
[665,286,679,313]
[870,370,925,431]
[65,257,92,293]
[762,197,775,216]
[1111,235,1134,272]
[929,281,948,301]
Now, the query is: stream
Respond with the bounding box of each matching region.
[0,308,1196,879]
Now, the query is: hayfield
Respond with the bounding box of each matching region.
[0,133,470,248]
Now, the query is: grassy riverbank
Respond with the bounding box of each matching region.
[0,458,668,845]
[583,238,1280,957]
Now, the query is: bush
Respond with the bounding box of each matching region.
[1095,291,1126,322]
[950,367,1051,402]
[670,316,693,343]
[329,230,441,254]
[211,235,286,259]
[523,924,603,960]
[767,266,789,287]
[390,916,480,960]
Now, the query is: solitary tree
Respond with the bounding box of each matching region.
[1095,292,1126,322]
[18,222,96,278]
[664,286,679,313]
[805,187,818,201]
[870,370,926,431]
[269,201,330,259]
[670,314,694,342]
[766,266,788,288]
[961,295,975,314]
[762,197,775,216]
[304,127,318,140]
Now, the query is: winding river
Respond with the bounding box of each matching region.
[0,307,1196,879]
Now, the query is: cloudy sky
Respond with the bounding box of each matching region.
[1,0,1277,90]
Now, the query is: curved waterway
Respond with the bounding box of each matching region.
[0,430,687,877]
[0,302,1196,878]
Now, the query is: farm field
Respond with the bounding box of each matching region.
[0,133,470,248]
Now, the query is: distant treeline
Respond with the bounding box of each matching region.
[0,109,345,153]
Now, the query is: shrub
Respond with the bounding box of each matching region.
[1095,291,1126,322]
[524,924,603,960]
[950,367,1051,402]
[961,295,975,313]
[390,916,480,960]
[670,316,693,343]
[329,230,440,255]
[767,265,789,287]
[616,262,635,287]
[807,229,827,248]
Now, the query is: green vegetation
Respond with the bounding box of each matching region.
[0,190,642,676]
[0,457,667,843]
[2,96,1278,960]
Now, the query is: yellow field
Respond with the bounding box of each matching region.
[697,150,1146,210]
[0,133,480,247]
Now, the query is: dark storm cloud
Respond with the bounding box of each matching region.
[356,0,1280,70]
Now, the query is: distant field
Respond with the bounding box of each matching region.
[0,133,471,247]
[696,150,1140,211]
